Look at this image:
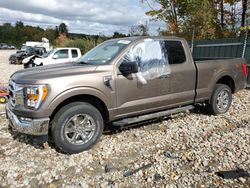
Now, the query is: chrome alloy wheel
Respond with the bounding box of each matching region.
[64,114,96,145]
[216,89,230,111]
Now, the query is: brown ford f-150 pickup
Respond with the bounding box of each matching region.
[6,36,248,153]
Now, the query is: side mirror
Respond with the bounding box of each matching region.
[52,54,58,59]
[119,61,138,75]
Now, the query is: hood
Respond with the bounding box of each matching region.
[17,50,27,53]
[10,50,27,58]
[11,63,98,84]
[22,55,42,64]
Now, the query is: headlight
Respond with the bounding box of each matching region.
[24,85,48,109]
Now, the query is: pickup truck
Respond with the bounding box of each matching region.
[22,48,81,68]
[9,46,47,65]
[6,36,248,154]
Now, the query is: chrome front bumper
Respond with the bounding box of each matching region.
[6,105,49,136]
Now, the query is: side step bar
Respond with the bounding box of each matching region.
[113,105,194,126]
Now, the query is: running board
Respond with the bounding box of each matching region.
[113,105,194,126]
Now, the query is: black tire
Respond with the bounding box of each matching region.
[208,84,232,115]
[24,63,29,69]
[24,62,36,69]
[51,102,104,154]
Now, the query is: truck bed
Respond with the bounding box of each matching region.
[194,57,236,61]
[194,58,247,102]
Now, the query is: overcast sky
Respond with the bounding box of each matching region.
[0,0,165,35]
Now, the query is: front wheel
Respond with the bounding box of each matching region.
[208,84,232,115]
[51,102,104,154]
[24,62,36,69]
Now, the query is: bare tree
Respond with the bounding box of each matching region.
[241,0,248,27]
[220,0,224,29]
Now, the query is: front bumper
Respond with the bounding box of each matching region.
[6,105,49,136]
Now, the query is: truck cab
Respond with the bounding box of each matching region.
[34,48,82,66]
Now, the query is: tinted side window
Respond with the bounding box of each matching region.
[54,49,69,59]
[165,41,186,64]
[71,49,78,58]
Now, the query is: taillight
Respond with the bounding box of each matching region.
[242,64,248,78]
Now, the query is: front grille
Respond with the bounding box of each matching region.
[8,80,16,106]
[8,80,24,107]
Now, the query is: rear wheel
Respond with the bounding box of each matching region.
[51,102,104,154]
[208,84,232,115]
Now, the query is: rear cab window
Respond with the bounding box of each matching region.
[71,49,78,58]
[165,40,186,64]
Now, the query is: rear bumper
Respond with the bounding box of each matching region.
[6,105,49,136]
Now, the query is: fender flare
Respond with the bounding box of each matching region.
[208,70,235,99]
[48,87,111,112]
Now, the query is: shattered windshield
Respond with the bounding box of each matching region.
[76,39,131,65]
[20,45,33,53]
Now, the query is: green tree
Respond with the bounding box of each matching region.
[112,31,127,38]
[143,0,181,34]
[142,0,242,39]
[58,36,105,55]
[55,26,59,38]
[129,23,149,36]
[1,23,15,44]
[15,21,24,29]
[44,28,57,45]
[0,21,106,50]
[58,23,68,36]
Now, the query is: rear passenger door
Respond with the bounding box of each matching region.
[164,40,196,106]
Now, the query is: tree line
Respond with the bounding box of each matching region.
[0,21,150,53]
[142,0,249,39]
[0,22,103,53]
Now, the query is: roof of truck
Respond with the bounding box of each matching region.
[108,36,184,42]
[54,47,80,50]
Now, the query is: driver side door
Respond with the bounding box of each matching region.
[52,49,70,64]
[113,39,171,119]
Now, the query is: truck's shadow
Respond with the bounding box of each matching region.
[9,127,49,150]
[103,105,212,135]
[8,109,204,152]
[9,119,170,152]
[103,112,190,135]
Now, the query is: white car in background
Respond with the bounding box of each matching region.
[23,48,82,68]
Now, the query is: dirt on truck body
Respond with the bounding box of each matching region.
[6,36,248,153]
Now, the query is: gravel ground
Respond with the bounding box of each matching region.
[0,50,249,187]
[0,50,22,112]
[0,50,22,82]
